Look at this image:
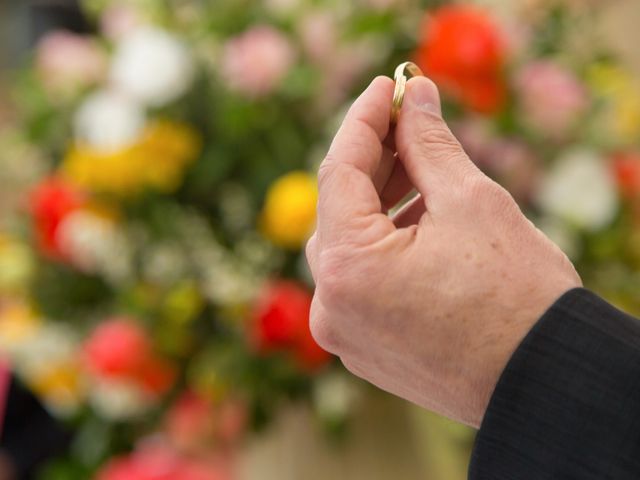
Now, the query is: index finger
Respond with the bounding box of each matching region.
[316,76,396,247]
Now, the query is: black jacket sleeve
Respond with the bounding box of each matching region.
[0,376,72,480]
[469,288,640,480]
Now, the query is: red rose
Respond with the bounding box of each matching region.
[253,281,311,350]
[84,318,151,378]
[251,281,331,371]
[29,177,84,258]
[84,318,176,395]
[612,152,640,198]
[137,356,177,396]
[294,317,332,371]
[415,6,506,114]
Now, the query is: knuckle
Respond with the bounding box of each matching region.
[317,157,337,187]
[318,159,356,190]
[309,308,340,352]
[415,122,460,156]
[463,176,518,215]
[315,248,357,308]
[461,175,491,202]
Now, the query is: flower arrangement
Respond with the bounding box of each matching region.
[1,0,639,478]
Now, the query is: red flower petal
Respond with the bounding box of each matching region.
[29,177,84,258]
[415,5,506,114]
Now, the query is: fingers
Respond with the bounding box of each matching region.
[380,160,414,210]
[376,132,414,211]
[316,76,396,246]
[395,77,481,210]
[372,145,397,201]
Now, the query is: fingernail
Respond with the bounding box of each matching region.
[407,77,441,116]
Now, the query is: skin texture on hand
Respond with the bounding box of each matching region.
[305,76,582,428]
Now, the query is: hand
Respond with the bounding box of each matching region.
[305,76,582,428]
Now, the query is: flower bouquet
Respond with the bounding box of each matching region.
[0,0,639,478]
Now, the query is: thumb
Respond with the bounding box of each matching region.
[396,77,481,209]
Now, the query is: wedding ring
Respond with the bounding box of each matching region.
[391,61,424,124]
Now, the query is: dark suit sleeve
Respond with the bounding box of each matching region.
[0,377,72,480]
[469,288,640,480]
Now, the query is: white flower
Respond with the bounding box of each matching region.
[200,258,260,305]
[56,210,132,283]
[536,149,618,231]
[9,323,76,376]
[313,372,360,421]
[110,27,195,107]
[89,378,149,420]
[141,243,187,285]
[537,217,582,260]
[11,323,84,415]
[74,89,145,151]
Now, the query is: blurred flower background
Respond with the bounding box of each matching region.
[1,0,640,478]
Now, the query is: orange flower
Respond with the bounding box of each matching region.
[415,6,506,114]
[612,152,640,198]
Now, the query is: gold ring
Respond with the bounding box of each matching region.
[391,61,424,124]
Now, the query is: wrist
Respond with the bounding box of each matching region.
[463,284,582,428]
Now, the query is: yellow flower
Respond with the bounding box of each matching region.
[28,359,85,415]
[0,235,34,294]
[261,171,317,249]
[588,64,640,145]
[0,301,41,350]
[62,121,200,196]
[163,281,204,325]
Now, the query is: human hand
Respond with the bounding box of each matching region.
[305,76,582,428]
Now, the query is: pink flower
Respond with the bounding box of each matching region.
[453,119,541,203]
[488,140,542,204]
[318,39,382,112]
[84,318,176,396]
[453,117,496,169]
[298,11,338,63]
[220,26,295,98]
[96,442,232,480]
[165,391,216,452]
[215,400,248,445]
[84,319,152,379]
[297,11,382,111]
[36,31,106,95]
[515,61,589,138]
[101,4,142,41]
[165,391,247,452]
